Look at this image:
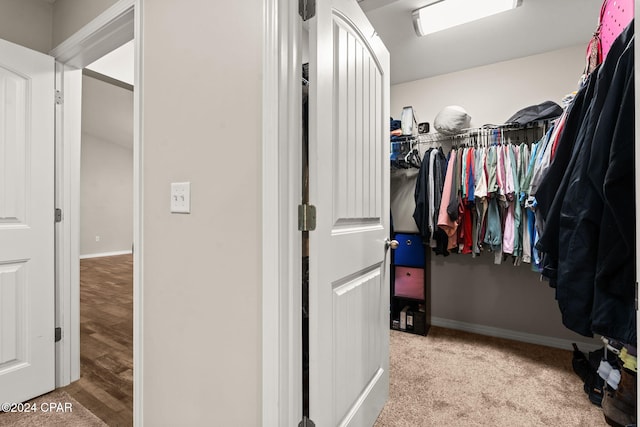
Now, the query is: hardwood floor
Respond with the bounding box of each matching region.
[62,254,133,427]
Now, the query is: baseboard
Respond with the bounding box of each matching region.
[80,250,133,259]
[430,317,602,352]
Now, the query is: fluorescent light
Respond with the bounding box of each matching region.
[412,0,522,36]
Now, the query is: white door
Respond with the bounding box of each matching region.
[308,0,390,425]
[0,39,55,404]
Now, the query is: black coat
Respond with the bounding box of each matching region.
[535,71,596,284]
[535,21,635,343]
[590,41,635,343]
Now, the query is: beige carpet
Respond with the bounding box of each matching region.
[0,389,107,427]
[375,327,608,427]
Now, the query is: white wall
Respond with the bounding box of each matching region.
[80,75,133,257]
[141,1,262,425]
[52,0,120,47]
[391,44,586,131]
[391,44,600,345]
[0,0,125,56]
[0,0,53,53]
[80,133,133,256]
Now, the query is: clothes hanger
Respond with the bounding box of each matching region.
[402,140,421,168]
[412,149,422,168]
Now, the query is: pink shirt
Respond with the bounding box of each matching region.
[437,149,459,248]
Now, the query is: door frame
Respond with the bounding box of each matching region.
[49,0,143,425]
[262,0,303,425]
[50,0,308,425]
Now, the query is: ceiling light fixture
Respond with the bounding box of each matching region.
[412,0,522,36]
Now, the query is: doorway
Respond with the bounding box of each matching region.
[265,0,636,424]
[47,1,141,424]
[60,43,135,425]
[0,0,140,423]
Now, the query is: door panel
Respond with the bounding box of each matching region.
[0,262,27,366]
[333,266,385,424]
[333,16,382,225]
[0,38,55,404]
[0,65,28,223]
[308,0,390,425]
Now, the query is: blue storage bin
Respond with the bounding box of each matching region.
[394,234,425,267]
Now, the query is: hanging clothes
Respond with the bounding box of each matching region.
[534,74,597,282]
[502,144,516,256]
[409,123,563,265]
[437,149,460,251]
[535,21,635,344]
[411,128,543,263]
[460,147,475,255]
[473,146,488,256]
[412,147,448,254]
[483,145,504,263]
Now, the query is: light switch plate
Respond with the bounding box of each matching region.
[170,182,191,214]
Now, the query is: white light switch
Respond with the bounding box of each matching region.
[170,182,191,214]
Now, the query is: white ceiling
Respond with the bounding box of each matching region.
[86,40,135,86]
[361,0,603,84]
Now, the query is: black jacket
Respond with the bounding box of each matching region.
[535,21,635,343]
[590,40,635,343]
[413,148,448,255]
[535,71,596,284]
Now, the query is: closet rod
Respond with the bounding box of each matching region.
[411,120,551,145]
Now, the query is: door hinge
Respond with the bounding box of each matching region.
[55,327,62,342]
[298,204,316,231]
[298,416,316,427]
[55,90,63,105]
[299,0,316,21]
[55,208,63,223]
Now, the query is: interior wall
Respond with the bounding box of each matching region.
[52,0,120,47]
[390,44,600,345]
[80,75,133,257]
[0,0,53,53]
[141,1,262,425]
[391,44,586,131]
[80,134,133,256]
